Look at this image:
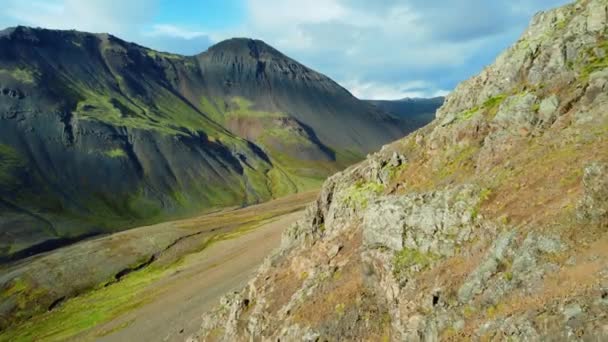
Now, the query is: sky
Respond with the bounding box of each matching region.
[0,0,571,100]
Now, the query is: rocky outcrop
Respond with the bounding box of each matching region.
[191,0,608,340]
[577,162,608,224]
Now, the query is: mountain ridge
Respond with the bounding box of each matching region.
[0,26,418,262]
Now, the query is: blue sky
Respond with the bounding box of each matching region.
[0,0,571,99]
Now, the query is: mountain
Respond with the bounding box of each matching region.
[193,0,608,340]
[366,96,444,131]
[0,28,408,262]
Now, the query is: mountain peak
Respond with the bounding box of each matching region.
[203,37,286,60]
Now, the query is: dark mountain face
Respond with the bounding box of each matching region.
[196,38,405,153]
[366,97,444,132]
[0,28,412,261]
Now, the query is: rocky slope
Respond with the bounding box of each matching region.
[366,97,444,131]
[191,0,608,340]
[0,29,409,261]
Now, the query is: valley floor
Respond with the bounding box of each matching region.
[0,191,316,342]
[94,211,302,342]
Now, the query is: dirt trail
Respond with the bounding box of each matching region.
[89,211,302,342]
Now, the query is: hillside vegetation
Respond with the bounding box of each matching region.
[0,29,412,261]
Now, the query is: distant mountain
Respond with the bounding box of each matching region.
[0,27,411,261]
[366,97,444,131]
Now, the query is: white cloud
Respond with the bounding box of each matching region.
[3,0,158,36]
[147,24,207,40]
[342,79,450,100]
[0,0,572,99]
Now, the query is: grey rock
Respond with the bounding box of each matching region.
[563,303,583,321]
[362,199,406,251]
[362,185,479,255]
[538,94,560,127]
[577,162,608,223]
[493,93,539,135]
[458,231,516,303]
[587,1,607,32]
[390,151,406,167]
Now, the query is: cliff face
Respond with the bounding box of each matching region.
[0,30,409,261]
[192,1,608,340]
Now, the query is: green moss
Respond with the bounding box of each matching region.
[335,303,346,316]
[459,106,480,120]
[579,40,608,81]
[482,94,507,119]
[532,103,541,112]
[267,167,299,198]
[261,127,315,146]
[0,265,167,342]
[456,94,507,121]
[471,187,493,219]
[145,50,183,60]
[436,145,478,181]
[342,180,385,209]
[384,162,408,182]
[1,277,28,298]
[199,96,225,124]
[0,210,281,341]
[393,248,439,273]
[463,305,476,319]
[0,67,37,84]
[74,86,228,139]
[226,97,287,118]
[105,148,127,158]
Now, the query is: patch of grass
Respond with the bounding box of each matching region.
[105,148,127,158]
[459,106,480,120]
[1,277,49,324]
[145,50,183,60]
[260,126,315,147]
[436,145,478,182]
[73,85,229,139]
[267,167,299,198]
[0,67,37,84]
[0,265,168,342]
[0,206,288,341]
[486,303,506,319]
[384,162,408,182]
[226,97,287,118]
[482,94,507,119]
[1,277,28,298]
[456,94,507,121]
[579,40,608,81]
[393,248,439,272]
[199,96,225,124]
[471,187,493,219]
[463,305,476,319]
[559,168,583,187]
[342,180,385,209]
[0,143,26,188]
[335,303,346,316]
